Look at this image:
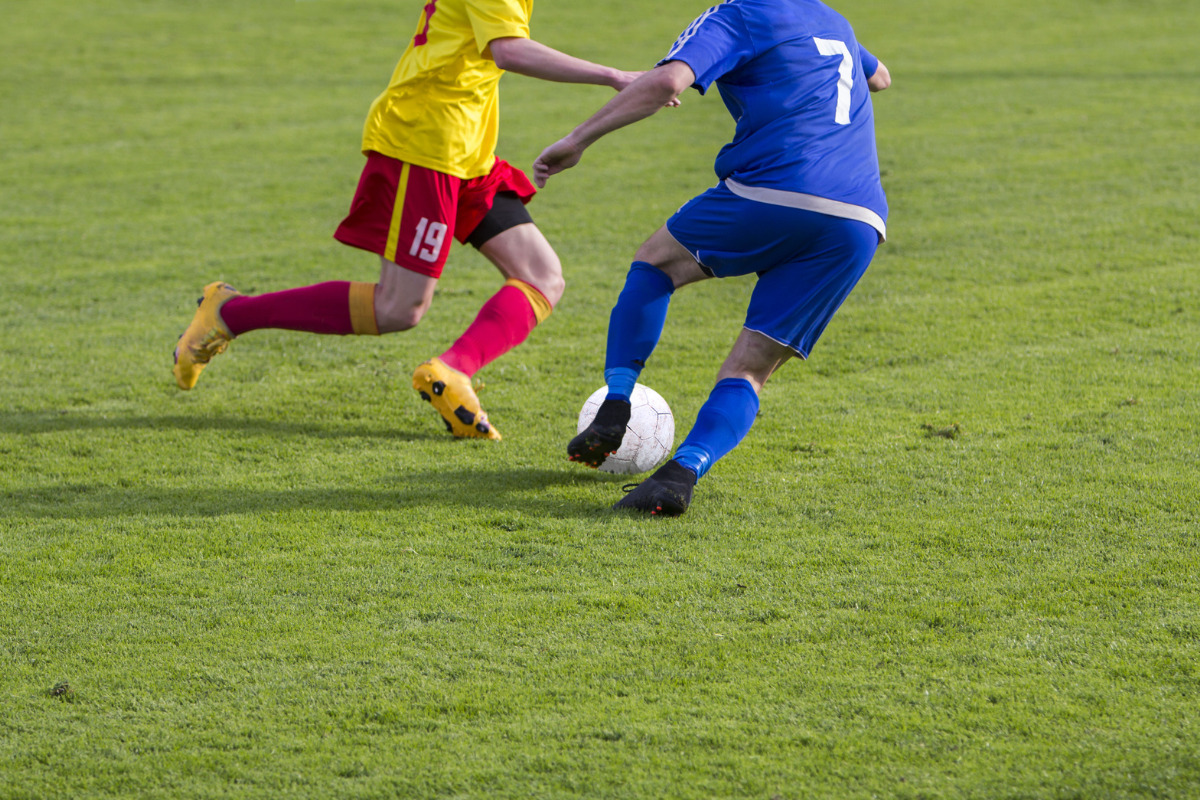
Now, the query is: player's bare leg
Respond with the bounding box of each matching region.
[374,257,437,332]
[713,327,794,391]
[478,222,565,307]
[633,225,710,290]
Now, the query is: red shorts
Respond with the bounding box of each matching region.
[334,152,537,278]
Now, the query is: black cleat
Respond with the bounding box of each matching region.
[613,460,697,517]
[568,398,631,468]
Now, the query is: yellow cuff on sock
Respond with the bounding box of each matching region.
[349,281,380,335]
[505,278,553,325]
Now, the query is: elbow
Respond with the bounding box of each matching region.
[646,62,693,103]
[487,37,524,72]
[868,62,892,92]
[650,80,684,107]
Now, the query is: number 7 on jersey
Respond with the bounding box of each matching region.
[813,37,853,125]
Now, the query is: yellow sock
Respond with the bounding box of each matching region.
[348,281,380,335]
[504,278,553,324]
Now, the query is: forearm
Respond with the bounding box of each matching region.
[566,64,691,150]
[533,61,693,187]
[489,37,623,88]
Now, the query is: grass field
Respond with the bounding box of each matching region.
[2,0,1198,797]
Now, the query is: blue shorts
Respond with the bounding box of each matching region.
[666,182,879,358]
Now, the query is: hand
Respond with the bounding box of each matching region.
[533,136,584,188]
[610,69,642,92]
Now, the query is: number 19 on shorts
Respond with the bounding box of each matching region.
[410,218,448,263]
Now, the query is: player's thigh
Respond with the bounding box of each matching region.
[634,226,710,290]
[457,159,562,302]
[476,222,565,306]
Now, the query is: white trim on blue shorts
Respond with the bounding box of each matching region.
[724,179,887,241]
[743,325,808,360]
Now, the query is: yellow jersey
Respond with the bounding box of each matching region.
[361,0,532,179]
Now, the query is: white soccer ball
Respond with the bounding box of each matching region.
[577,383,675,475]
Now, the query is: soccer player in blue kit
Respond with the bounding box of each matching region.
[534,0,892,516]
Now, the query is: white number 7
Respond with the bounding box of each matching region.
[814,37,853,125]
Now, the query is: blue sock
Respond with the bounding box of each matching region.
[603,261,674,401]
[673,378,760,479]
[603,368,639,403]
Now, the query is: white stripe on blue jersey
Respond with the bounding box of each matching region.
[664,2,731,61]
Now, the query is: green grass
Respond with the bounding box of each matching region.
[2,0,1198,797]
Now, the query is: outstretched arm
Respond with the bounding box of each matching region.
[488,37,640,91]
[533,60,696,187]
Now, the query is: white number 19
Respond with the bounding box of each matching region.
[410,217,448,263]
[814,37,853,125]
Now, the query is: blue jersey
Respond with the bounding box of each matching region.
[660,0,887,233]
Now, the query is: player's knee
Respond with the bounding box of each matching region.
[479,222,565,306]
[507,254,565,307]
[535,270,565,307]
[521,253,565,306]
[375,298,428,332]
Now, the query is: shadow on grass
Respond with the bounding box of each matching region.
[1,412,427,441]
[2,467,628,523]
[3,411,639,520]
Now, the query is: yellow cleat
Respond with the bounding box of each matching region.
[172,281,241,390]
[411,358,501,440]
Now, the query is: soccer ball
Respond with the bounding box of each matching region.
[577,383,675,475]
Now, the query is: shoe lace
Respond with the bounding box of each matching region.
[620,483,640,494]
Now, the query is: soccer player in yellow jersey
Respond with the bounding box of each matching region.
[172,0,642,439]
